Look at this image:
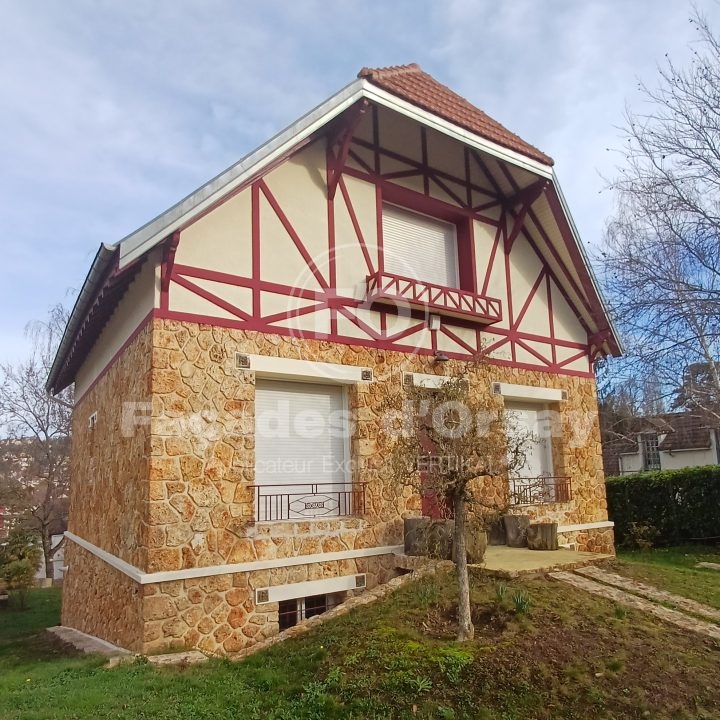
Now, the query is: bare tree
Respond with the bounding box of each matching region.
[0,305,72,577]
[381,367,531,641]
[600,9,720,424]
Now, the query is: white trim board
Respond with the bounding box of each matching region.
[406,372,454,389]
[494,382,565,403]
[557,521,614,533]
[256,574,364,604]
[64,531,402,585]
[249,354,372,384]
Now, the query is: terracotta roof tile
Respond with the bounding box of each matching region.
[358,64,553,166]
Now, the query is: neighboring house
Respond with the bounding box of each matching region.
[603,412,720,476]
[47,64,621,655]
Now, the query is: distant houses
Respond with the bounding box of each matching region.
[603,412,720,476]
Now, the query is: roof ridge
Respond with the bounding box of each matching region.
[358,63,422,80]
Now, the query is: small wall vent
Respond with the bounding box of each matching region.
[235,353,251,370]
[491,382,502,395]
[402,372,414,387]
[560,390,568,401]
[256,588,270,604]
[355,574,366,589]
[88,412,98,430]
[361,368,373,382]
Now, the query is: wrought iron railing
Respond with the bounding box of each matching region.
[249,483,367,522]
[509,476,572,505]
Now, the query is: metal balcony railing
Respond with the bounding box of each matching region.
[249,483,367,522]
[509,476,572,506]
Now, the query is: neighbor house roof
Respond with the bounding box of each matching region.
[610,412,714,456]
[654,413,714,452]
[358,64,553,166]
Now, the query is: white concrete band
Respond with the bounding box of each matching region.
[255,573,365,604]
[557,520,615,533]
[494,382,565,402]
[248,354,372,384]
[64,531,402,585]
[407,372,454,389]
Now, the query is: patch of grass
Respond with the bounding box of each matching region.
[0,575,719,719]
[616,544,720,609]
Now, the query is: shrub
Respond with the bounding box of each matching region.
[0,529,42,609]
[605,465,720,547]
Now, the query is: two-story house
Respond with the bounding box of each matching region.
[47,64,621,655]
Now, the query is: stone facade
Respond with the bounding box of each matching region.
[64,316,612,654]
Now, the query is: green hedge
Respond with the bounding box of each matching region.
[606,465,720,547]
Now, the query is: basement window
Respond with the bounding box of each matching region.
[277,593,344,631]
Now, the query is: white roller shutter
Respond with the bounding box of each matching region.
[254,380,349,520]
[382,204,458,287]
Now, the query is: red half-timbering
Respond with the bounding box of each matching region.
[155,102,605,378]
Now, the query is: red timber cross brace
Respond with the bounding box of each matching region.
[158,103,601,379]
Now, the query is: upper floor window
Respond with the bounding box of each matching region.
[382,204,459,288]
[641,433,661,471]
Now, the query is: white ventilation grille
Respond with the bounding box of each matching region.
[256,588,270,604]
[355,574,366,589]
[235,353,251,369]
[403,372,414,387]
[361,368,373,382]
[491,382,502,395]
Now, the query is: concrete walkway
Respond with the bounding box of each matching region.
[697,562,720,572]
[575,565,720,623]
[550,571,720,641]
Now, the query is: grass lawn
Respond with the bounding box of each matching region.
[1,567,719,720]
[615,544,720,609]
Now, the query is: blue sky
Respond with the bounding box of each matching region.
[1,0,718,362]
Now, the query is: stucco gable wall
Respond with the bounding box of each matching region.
[167,108,590,376]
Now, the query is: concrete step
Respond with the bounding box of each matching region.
[46,626,133,657]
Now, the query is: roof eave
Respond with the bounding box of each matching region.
[46,243,118,394]
[550,172,624,357]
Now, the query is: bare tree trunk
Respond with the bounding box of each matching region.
[453,492,474,642]
[41,526,52,579]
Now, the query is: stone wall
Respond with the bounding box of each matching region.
[558,526,615,555]
[64,315,611,655]
[142,553,397,655]
[67,321,153,567]
[61,542,145,652]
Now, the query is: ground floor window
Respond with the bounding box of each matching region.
[254,379,352,521]
[277,593,344,631]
